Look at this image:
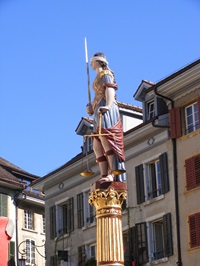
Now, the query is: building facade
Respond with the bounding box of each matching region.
[0,157,45,266]
[32,59,200,266]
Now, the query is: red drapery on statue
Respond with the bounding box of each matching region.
[0,217,13,266]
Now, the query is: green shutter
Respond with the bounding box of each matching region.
[77,193,84,228]
[135,222,148,264]
[0,193,8,217]
[163,213,173,257]
[50,206,57,239]
[135,164,145,204]
[67,197,74,233]
[160,152,169,194]
[8,241,15,263]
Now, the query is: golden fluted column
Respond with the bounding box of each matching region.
[89,182,127,266]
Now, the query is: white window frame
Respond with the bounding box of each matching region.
[89,244,96,259]
[147,101,155,120]
[83,136,93,154]
[83,191,95,226]
[145,159,161,200]
[185,101,199,134]
[146,212,166,263]
[25,239,36,266]
[24,210,33,230]
[83,241,96,261]
[56,197,69,236]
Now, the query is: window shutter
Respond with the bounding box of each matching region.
[135,164,145,204]
[50,255,56,266]
[155,97,168,116]
[50,206,57,239]
[194,154,200,187]
[185,154,200,190]
[185,157,195,190]
[198,96,200,127]
[135,222,148,264]
[8,241,15,260]
[0,193,8,217]
[78,246,86,265]
[130,227,137,262]
[77,193,84,228]
[169,108,182,139]
[160,153,170,194]
[163,213,173,257]
[188,212,200,248]
[67,197,74,233]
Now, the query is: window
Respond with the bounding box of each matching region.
[78,244,96,265]
[24,210,33,230]
[135,222,148,264]
[78,245,86,266]
[188,212,200,248]
[57,197,74,235]
[84,191,95,226]
[83,136,93,154]
[146,160,161,200]
[147,101,155,120]
[135,153,169,204]
[185,102,199,134]
[42,214,46,233]
[0,193,8,217]
[129,220,171,266]
[77,192,95,228]
[170,97,200,138]
[89,244,96,259]
[148,213,173,262]
[26,239,36,265]
[185,154,200,191]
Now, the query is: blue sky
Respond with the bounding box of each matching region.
[0,0,199,176]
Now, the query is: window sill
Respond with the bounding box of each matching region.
[184,185,200,196]
[82,222,96,231]
[180,128,200,141]
[188,246,200,253]
[150,257,168,264]
[22,228,37,234]
[144,194,164,206]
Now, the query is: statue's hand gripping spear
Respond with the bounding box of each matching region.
[85,37,93,116]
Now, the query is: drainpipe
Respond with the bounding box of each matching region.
[14,190,27,266]
[152,87,182,266]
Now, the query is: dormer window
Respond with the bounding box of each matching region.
[148,101,155,120]
[83,136,93,154]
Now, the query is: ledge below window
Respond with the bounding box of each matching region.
[22,228,38,234]
[150,257,168,265]
[180,128,200,141]
[144,194,165,206]
[82,222,96,231]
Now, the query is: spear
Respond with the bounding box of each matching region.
[84,37,91,104]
